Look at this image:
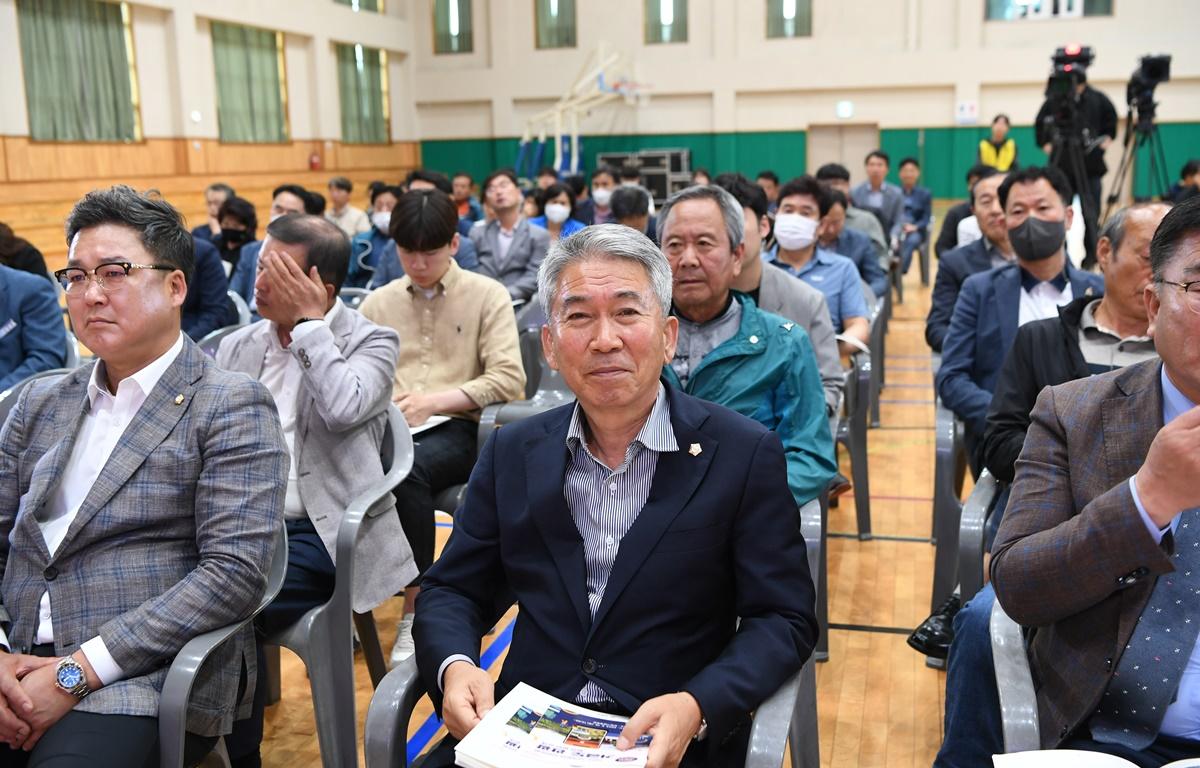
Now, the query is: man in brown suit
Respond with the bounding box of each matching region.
[991,195,1200,766]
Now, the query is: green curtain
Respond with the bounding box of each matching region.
[433,0,473,54]
[535,0,576,49]
[644,0,687,44]
[211,21,287,143]
[333,0,380,11]
[766,0,812,38]
[337,43,388,144]
[17,0,137,142]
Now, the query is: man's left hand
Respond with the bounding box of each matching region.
[902,223,917,234]
[617,692,703,768]
[260,249,330,325]
[15,661,78,751]
[394,392,438,428]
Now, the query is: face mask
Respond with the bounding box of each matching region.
[544,203,571,224]
[221,228,249,246]
[773,213,819,251]
[372,210,392,232]
[1008,216,1065,262]
[592,187,612,207]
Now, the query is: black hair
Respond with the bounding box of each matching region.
[272,184,308,206]
[1180,159,1200,181]
[217,195,258,240]
[776,175,833,217]
[65,185,195,284]
[367,180,387,199]
[998,165,1073,209]
[371,184,405,206]
[756,170,780,185]
[591,165,618,184]
[969,170,1005,207]
[452,170,473,182]
[482,168,519,195]
[562,174,586,197]
[265,214,349,292]
[619,166,642,181]
[714,174,769,220]
[899,157,920,171]
[825,187,849,211]
[538,182,576,217]
[303,190,326,216]
[390,189,459,253]
[0,222,33,261]
[206,182,235,198]
[1149,195,1200,281]
[865,150,890,166]
[967,164,997,185]
[815,163,851,182]
[328,176,353,193]
[406,169,454,195]
[537,165,558,179]
[610,186,651,221]
[992,113,1011,126]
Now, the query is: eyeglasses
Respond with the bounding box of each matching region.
[1157,279,1200,314]
[54,262,175,294]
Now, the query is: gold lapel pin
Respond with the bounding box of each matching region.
[174,394,184,405]
[688,443,702,457]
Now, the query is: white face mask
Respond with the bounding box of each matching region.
[544,203,570,224]
[773,213,818,251]
[371,210,392,232]
[592,187,612,207]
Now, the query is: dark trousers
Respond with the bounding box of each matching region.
[225,517,336,763]
[395,417,477,581]
[899,229,926,274]
[1062,731,1200,767]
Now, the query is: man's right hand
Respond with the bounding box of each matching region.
[1134,405,1200,529]
[442,660,494,740]
[0,653,55,748]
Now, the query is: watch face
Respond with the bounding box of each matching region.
[57,662,84,689]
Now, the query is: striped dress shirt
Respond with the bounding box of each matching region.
[564,383,679,703]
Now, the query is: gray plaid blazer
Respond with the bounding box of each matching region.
[0,338,287,737]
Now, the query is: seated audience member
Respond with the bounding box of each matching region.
[212,195,258,273]
[917,208,1168,766]
[521,192,540,220]
[535,165,558,190]
[390,173,479,274]
[935,166,1104,475]
[413,223,818,768]
[0,222,52,282]
[989,195,1200,764]
[935,165,993,259]
[562,174,591,225]
[229,184,309,307]
[217,214,417,767]
[528,182,586,241]
[0,264,66,390]
[303,190,326,217]
[767,176,871,355]
[658,185,837,506]
[851,150,904,237]
[0,185,286,767]
[366,180,387,205]
[191,182,234,244]
[816,163,888,267]
[690,167,712,186]
[588,165,618,225]
[718,174,844,426]
[183,237,232,340]
[977,114,1017,172]
[610,186,657,245]
[469,169,551,303]
[1167,158,1200,204]
[756,170,780,213]
[325,176,370,238]
[925,170,1014,352]
[896,157,932,274]
[347,184,402,289]
[819,188,889,299]
[618,167,656,216]
[451,171,483,223]
[359,189,525,665]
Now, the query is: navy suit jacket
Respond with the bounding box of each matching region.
[830,226,888,298]
[0,264,66,391]
[935,261,1104,440]
[183,238,232,340]
[414,386,817,749]
[924,238,996,352]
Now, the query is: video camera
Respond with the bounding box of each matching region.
[1046,44,1094,103]
[1127,54,1171,127]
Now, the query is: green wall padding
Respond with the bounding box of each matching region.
[1132,122,1200,199]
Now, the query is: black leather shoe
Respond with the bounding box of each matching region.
[907,594,961,659]
[827,473,852,508]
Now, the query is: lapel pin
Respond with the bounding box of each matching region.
[174,394,184,405]
[688,443,702,457]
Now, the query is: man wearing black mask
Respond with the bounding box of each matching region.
[936,166,1104,474]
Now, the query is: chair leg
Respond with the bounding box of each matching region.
[790,659,820,768]
[815,495,829,663]
[354,611,388,689]
[305,620,360,768]
[849,407,871,541]
[263,644,282,706]
[919,244,930,286]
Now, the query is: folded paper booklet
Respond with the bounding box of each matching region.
[455,682,651,768]
[994,750,1200,767]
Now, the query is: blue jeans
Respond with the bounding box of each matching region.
[899,229,926,274]
[934,583,1004,768]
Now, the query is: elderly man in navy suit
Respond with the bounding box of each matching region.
[414,224,817,768]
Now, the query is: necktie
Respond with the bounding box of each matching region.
[1091,509,1200,749]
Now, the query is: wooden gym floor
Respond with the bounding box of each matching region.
[261,253,950,767]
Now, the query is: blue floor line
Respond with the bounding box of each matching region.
[405,619,516,763]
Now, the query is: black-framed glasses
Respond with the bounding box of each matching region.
[53,262,175,294]
[1157,278,1200,315]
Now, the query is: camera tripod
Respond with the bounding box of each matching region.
[1048,129,1100,269]
[1104,106,1171,222]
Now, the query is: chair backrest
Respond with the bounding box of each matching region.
[227,290,252,326]
[64,330,81,368]
[991,599,1040,753]
[339,287,371,309]
[518,327,543,399]
[0,368,72,428]
[197,325,246,359]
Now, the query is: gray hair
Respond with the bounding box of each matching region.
[537,224,673,318]
[656,184,745,250]
[1099,201,1173,258]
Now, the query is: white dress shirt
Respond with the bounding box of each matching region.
[1018,272,1074,327]
[260,301,341,520]
[0,333,185,686]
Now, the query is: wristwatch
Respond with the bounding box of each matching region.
[54,657,90,700]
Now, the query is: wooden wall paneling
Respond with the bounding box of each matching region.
[3,138,184,182]
[0,137,8,182]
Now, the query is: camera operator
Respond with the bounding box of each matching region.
[1035,69,1117,221]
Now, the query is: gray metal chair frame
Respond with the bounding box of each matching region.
[916,215,934,288]
[957,470,1002,606]
[262,405,414,768]
[158,524,288,768]
[64,329,81,368]
[338,287,371,310]
[364,656,820,768]
[927,397,967,670]
[806,495,830,664]
[867,295,886,429]
[0,368,72,426]
[197,325,249,359]
[835,335,872,540]
[227,290,252,326]
[991,599,1041,752]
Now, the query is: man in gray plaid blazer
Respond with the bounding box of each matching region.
[0,186,287,768]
